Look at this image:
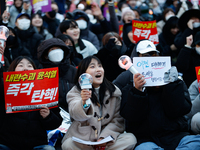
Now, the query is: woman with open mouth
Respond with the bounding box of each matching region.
[62,56,137,150]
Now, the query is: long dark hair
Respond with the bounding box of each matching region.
[8,56,37,71]
[31,12,46,35]
[74,56,116,106]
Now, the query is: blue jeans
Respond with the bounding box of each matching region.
[0,144,55,150]
[134,135,200,150]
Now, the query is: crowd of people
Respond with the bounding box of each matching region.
[1,0,200,149]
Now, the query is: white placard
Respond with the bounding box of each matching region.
[133,57,171,86]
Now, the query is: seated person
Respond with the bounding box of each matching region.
[114,40,200,150]
[61,56,137,150]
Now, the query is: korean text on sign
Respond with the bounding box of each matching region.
[132,20,159,45]
[3,67,59,113]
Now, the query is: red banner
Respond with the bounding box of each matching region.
[195,66,200,93]
[132,20,159,45]
[3,67,59,113]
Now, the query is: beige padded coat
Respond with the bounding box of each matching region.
[62,85,125,143]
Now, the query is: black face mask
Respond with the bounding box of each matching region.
[105,38,122,57]
[48,10,56,18]
[110,45,122,57]
[6,35,17,47]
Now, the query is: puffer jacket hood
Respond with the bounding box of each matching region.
[72,9,90,24]
[37,38,70,65]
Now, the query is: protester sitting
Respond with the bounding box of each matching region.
[4,27,25,64]
[51,2,65,23]
[43,5,60,37]
[176,32,200,88]
[37,38,77,112]
[174,9,200,50]
[114,40,200,150]
[14,13,43,67]
[60,19,98,59]
[7,0,32,28]
[31,12,53,40]
[158,16,180,65]
[0,50,61,149]
[156,8,175,35]
[95,32,128,82]
[72,9,100,50]
[61,55,137,150]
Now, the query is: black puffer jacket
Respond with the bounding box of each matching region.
[37,38,77,112]
[5,27,31,64]
[122,23,136,56]
[0,65,61,150]
[15,26,43,67]
[120,79,192,150]
[176,46,200,88]
[95,41,128,82]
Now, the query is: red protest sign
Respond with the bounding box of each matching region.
[132,20,159,45]
[3,67,59,113]
[195,66,200,93]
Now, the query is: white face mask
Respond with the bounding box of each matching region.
[48,49,64,63]
[193,22,200,28]
[76,20,87,30]
[196,47,200,55]
[17,18,31,30]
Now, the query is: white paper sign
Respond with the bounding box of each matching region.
[72,135,114,145]
[133,57,171,86]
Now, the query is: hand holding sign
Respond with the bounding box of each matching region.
[40,106,50,118]
[133,56,171,86]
